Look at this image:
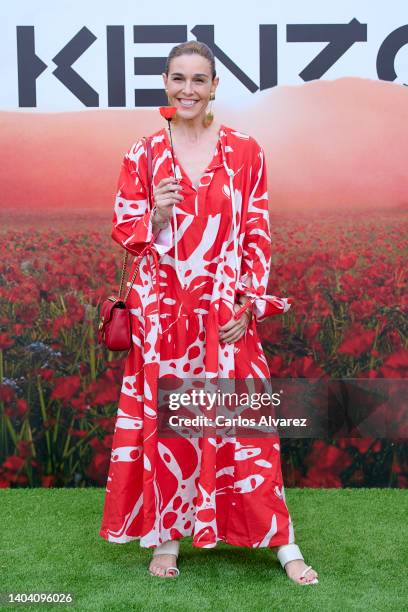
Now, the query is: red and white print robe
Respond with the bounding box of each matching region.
[99,124,295,548]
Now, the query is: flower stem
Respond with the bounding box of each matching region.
[167,121,177,180]
[37,376,52,471]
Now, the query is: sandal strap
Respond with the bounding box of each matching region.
[277,544,304,569]
[152,539,180,558]
[165,567,180,577]
[300,565,313,579]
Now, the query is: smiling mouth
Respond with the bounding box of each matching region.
[177,98,199,107]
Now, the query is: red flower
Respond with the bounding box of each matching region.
[3,455,25,473]
[0,475,11,488]
[0,384,15,402]
[36,368,55,381]
[159,106,177,121]
[301,441,353,487]
[41,475,56,488]
[92,379,120,405]
[51,375,81,400]
[336,254,357,270]
[70,392,90,417]
[338,437,375,454]
[16,440,32,459]
[338,325,376,357]
[290,356,326,378]
[16,399,29,417]
[67,428,88,437]
[0,332,14,349]
[380,350,408,378]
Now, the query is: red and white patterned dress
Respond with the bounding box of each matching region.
[99,124,295,548]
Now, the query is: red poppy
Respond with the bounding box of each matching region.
[381,350,408,378]
[0,332,14,350]
[16,440,33,459]
[3,455,25,472]
[85,450,110,485]
[338,325,376,357]
[41,475,56,488]
[92,380,120,405]
[0,384,15,402]
[15,399,29,417]
[159,106,177,120]
[67,428,88,437]
[0,475,11,488]
[51,374,81,400]
[336,253,357,270]
[36,368,55,381]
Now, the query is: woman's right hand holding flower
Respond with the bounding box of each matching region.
[152,178,183,230]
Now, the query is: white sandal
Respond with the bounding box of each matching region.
[277,544,318,585]
[150,540,180,578]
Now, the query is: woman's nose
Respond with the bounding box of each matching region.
[182,81,194,94]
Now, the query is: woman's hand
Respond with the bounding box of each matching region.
[152,177,183,228]
[219,303,252,344]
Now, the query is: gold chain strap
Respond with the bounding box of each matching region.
[116,249,143,302]
[118,250,129,299]
[123,256,143,302]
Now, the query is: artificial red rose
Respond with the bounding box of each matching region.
[159,106,177,120]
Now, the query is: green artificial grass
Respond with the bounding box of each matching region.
[0,489,407,611]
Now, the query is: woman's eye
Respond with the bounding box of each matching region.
[172,77,204,82]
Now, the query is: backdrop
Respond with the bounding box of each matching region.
[0,0,407,488]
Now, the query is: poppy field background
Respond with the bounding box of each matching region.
[1,207,406,489]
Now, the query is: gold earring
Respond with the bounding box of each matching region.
[203,91,215,127]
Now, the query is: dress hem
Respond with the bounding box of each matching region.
[99,529,292,550]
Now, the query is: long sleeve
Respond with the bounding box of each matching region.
[111,139,173,257]
[235,143,292,322]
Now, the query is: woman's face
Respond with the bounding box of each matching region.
[162,54,219,122]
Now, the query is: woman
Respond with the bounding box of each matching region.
[100,41,318,585]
